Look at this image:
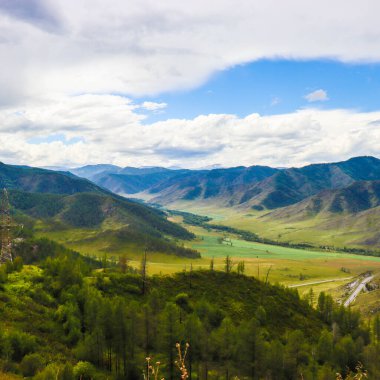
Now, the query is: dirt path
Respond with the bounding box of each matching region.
[288,277,353,288]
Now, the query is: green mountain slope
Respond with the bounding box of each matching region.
[262,181,380,247]
[2,251,376,379]
[9,190,198,258]
[264,180,380,219]
[145,156,380,210]
[0,163,197,258]
[0,163,104,195]
[239,156,380,209]
[149,165,279,204]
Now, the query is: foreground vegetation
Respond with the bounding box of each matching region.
[0,236,378,379]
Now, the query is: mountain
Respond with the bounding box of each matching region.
[148,165,279,204]
[92,169,190,194]
[265,180,380,220]
[70,164,122,180]
[147,156,380,210]
[0,163,197,257]
[260,180,380,248]
[0,162,105,195]
[238,156,380,210]
[70,165,190,194]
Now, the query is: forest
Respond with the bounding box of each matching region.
[0,235,378,380]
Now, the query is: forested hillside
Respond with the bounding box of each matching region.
[0,163,198,258]
[0,163,103,195]
[0,238,379,379]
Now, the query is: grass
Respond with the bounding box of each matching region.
[32,202,380,305]
[162,199,380,250]
[0,372,22,379]
[36,215,380,295]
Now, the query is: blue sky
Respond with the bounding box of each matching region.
[141,60,380,122]
[1,0,380,168]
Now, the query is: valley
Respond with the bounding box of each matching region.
[1,160,380,378]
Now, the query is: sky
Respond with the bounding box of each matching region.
[0,0,380,169]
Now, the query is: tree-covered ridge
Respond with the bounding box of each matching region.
[6,189,199,258]
[0,163,103,195]
[0,241,379,379]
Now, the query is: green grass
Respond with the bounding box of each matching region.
[34,204,380,298]
[161,199,380,250]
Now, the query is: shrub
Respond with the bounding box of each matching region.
[20,353,44,376]
[73,361,96,380]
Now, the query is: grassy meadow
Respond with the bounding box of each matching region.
[33,207,380,306]
[159,198,380,249]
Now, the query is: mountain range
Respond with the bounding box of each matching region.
[71,156,380,209]
[70,156,380,249]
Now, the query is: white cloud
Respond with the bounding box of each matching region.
[1,1,380,103]
[0,94,379,168]
[305,89,329,102]
[141,101,167,111]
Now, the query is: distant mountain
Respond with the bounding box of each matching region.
[92,170,190,194]
[71,164,190,194]
[70,164,122,180]
[147,156,380,209]
[69,157,380,213]
[149,166,280,204]
[237,156,380,209]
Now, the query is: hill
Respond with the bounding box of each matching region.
[0,163,104,195]
[0,163,197,258]
[1,249,378,379]
[266,180,380,218]
[260,180,380,248]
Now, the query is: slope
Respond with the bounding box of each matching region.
[149,165,279,205]
[238,156,380,209]
[260,180,380,247]
[0,162,104,195]
[71,165,190,194]
[0,163,197,258]
[145,156,380,210]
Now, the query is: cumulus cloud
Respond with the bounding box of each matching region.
[1,1,380,103]
[304,89,329,102]
[141,101,167,111]
[0,94,379,168]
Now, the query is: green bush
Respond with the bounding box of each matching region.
[73,361,96,380]
[20,353,44,376]
[6,330,37,362]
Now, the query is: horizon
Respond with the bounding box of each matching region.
[1,154,379,172]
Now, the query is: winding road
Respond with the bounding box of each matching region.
[344,275,374,307]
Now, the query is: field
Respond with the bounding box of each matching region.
[33,208,380,307]
[157,198,380,249]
